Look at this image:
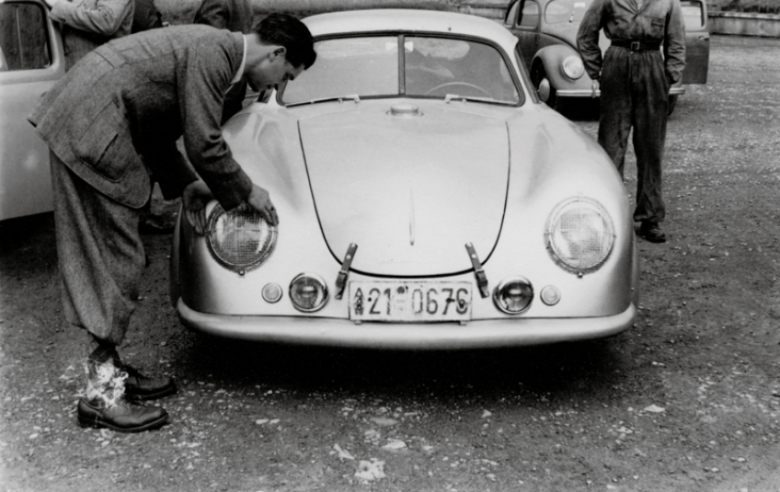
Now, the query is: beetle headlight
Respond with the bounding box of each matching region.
[289,273,329,312]
[206,203,277,273]
[561,56,585,80]
[546,197,614,274]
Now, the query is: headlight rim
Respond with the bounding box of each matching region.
[545,196,616,275]
[561,55,585,80]
[205,202,278,274]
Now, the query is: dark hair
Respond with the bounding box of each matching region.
[254,13,317,69]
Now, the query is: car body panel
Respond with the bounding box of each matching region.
[171,9,638,348]
[504,0,708,103]
[0,0,65,221]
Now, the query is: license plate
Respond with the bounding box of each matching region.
[348,281,472,322]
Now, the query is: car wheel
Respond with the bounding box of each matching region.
[531,63,557,110]
[668,95,678,116]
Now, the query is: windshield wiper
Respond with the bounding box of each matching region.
[286,94,360,107]
[443,94,515,106]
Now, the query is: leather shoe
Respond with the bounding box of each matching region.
[77,398,168,433]
[638,222,666,243]
[121,364,177,401]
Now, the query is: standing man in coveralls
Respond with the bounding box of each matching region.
[577,0,685,243]
[28,15,316,433]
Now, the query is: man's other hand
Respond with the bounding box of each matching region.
[591,79,600,98]
[246,184,279,226]
[182,180,213,235]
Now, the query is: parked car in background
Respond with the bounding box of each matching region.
[504,0,710,113]
[0,0,64,221]
[170,9,639,349]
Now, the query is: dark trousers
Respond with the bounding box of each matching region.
[50,151,146,346]
[598,46,670,225]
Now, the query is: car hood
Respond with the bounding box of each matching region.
[299,102,509,277]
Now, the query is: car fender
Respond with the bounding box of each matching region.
[531,44,592,93]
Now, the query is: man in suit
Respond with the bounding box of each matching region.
[28,14,316,433]
[44,0,135,71]
[194,0,255,123]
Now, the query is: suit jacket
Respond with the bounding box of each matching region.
[194,0,254,122]
[28,25,252,210]
[50,0,135,71]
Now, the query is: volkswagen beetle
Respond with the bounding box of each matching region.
[170,8,639,348]
[504,0,710,112]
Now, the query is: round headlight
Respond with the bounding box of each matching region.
[561,56,585,80]
[206,203,277,273]
[493,277,534,314]
[546,197,615,274]
[289,273,329,312]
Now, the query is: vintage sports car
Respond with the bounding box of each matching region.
[504,0,710,112]
[170,8,639,348]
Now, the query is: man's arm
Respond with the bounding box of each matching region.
[664,0,686,84]
[48,0,134,36]
[179,35,253,212]
[576,0,608,82]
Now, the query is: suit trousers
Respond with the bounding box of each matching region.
[598,46,670,225]
[51,151,146,346]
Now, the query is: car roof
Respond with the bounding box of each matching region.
[303,9,519,48]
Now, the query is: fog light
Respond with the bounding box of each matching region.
[493,276,533,314]
[262,283,283,303]
[289,273,329,312]
[540,285,561,306]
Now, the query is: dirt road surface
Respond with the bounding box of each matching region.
[1,35,779,492]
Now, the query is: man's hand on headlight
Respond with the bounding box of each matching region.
[182,180,213,235]
[246,184,279,226]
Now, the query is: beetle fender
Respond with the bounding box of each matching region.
[532,44,592,92]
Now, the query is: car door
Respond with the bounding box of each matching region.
[679,0,709,84]
[504,0,541,69]
[0,0,64,221]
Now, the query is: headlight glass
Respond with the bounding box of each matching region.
[289,273,329,312]
[206,203,277,273]
[561,56,585,80]
[546,197,615,274]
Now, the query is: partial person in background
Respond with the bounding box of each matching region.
[194,0,255,123]
[576,0,685,243]
[131,0,163,33]
[43,0,134,71]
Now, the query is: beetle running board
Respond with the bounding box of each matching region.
[335,243,358,300]
[465,243,489,298]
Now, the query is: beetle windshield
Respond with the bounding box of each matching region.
[544,0,594,24]
[281,34,521,106]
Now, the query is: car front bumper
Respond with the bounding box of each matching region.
[557,87,685,98]
[176,298,636,349]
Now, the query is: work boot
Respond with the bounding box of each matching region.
[120,363,177,401]
[638,222,666,243]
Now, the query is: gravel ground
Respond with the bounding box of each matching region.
[1,34,779,492]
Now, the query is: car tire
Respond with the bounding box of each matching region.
[531,63,557,110]
[668,95,678,116]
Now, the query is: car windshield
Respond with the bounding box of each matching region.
[544,0,594,24]
[281,34,522,106]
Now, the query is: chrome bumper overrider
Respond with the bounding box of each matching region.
[557,87,686,98]
[176,298,636,349]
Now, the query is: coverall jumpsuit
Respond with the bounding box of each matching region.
[577,0,685,227]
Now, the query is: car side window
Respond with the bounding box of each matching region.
[504,0,519,27]
[0,1,51,71]
[680,0,705,30]
[518,0,540,29]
